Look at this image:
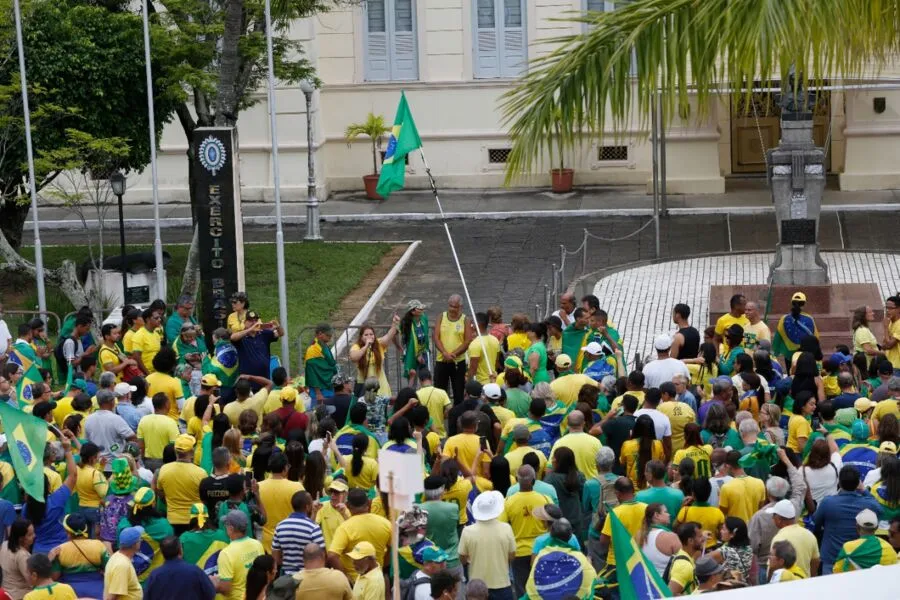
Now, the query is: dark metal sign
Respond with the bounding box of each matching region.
[780,218,817,245]
[192,127,245,345]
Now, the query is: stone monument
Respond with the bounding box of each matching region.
[767,70,829,285]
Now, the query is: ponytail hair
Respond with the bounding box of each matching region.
[351,434,369,477]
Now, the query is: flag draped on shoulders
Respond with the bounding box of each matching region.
[202,341,239,388]
[0,402,48,499]
[561,325,591,373]
[304,339,337,391]
[609,510,672,599]
[772,312,819,359]
[8,340,42,406]
[375,92,422,198]
[526,541,597,600]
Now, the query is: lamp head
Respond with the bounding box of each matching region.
[109,171,126,197]
[299,79,315,95]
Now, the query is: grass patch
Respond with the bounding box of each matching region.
[6,241,394,367]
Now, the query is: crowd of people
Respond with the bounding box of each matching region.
[0,288,899,600]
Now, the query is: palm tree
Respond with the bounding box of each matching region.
[501,0,891,182]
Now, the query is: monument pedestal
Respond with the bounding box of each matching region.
[709,284,884,350]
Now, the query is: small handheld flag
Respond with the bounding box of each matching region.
[8,341,42,406]
[609,509,672,599]
[0,402,48,500]
[375,92,422,198]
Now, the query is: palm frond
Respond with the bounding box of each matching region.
[502,0,899,182]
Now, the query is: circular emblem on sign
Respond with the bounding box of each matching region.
[16,441,32,465]
[199,136,227,176]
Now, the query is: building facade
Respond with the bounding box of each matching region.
[123,0,900,203]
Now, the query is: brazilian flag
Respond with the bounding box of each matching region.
[0,402,48,499]
[375,92,422,198]
[304,339,336,392]
[202,341,239,388]
[180,528,230,575]
[609,509,672,599]
[8,341,43,406]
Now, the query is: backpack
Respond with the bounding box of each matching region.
[400,574,430,600]
[267,574,300,600]
[707,432,729,449]
[662,554,696,590]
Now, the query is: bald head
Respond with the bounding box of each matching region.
[304,543,325,568]
[566,411,585,431]
[517,464,536,490]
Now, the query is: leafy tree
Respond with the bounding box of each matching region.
[501,0,884,180]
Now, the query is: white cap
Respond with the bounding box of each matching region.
[483,383,502,400]
[581,341,603,355]
[653,333,673,351]
[114,382,137,397]
[856,508,879,528]
[765,499,796,519]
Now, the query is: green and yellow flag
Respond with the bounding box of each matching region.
[610,509,672,599]
[0,402,48,499]
[8,341,43,406]
[375,92,422,198]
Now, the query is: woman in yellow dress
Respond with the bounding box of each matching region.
[226,291,250,333]
[349,319,401,398]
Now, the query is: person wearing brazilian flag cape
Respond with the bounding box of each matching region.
[525,517,596,599]
[7,322,44,406]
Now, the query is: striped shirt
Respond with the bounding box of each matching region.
[272,512,325,574]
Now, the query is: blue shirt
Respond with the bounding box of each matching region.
[812,490,883,565]
[115,402,143,431]
[0,498,14,545]
[272,512,325,574]
[235,330,276,381]
[830,392,862,410]
[533,532,581,554]
[145,558,216,600]
[677,392,698,413]
[506,480,559,504]
[26,486,71,554]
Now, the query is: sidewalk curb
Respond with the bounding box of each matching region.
[24,202,900,230]
[332,240,421,359]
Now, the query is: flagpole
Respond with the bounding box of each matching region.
[142,0,166,301]
[417,148,492,376]
[13,0,46,315]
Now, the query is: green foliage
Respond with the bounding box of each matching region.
[501,0,891,182]
[345,113,391,175]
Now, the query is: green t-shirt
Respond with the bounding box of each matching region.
[506,388,532,418]
[701,428,744,451]
[635,486,685,527]
[525,341,551,384]
[419,500,460,568]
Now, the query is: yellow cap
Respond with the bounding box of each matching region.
[280,387,299,404]
[328,479,349,493]
[791,291,807,303]
[174,434,197,452]
[347,541,377,560]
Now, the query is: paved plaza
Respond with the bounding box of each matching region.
[594,252,900,366]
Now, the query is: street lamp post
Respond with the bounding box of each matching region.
[299,79,322,241]
[109,172,128,304]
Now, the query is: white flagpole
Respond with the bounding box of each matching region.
[263,0,291,373]
[13,0,46,315]
[142,0,166,300]
[417,148,492,376]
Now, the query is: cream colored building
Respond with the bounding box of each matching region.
[124,0,900,202]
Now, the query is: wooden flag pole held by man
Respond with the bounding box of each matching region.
[376,92,492,374]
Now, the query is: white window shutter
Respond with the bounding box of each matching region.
[500,0,526,77]
[474,0,500,78]
[365,0,390,81]
[391,0,418,80]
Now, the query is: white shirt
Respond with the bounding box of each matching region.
[708,475,733,507]
[411,570,432,600]
[634,408,672,441]
[0,319,10,355]
[641,357,690,389]
[801,452,842,505]
[864,467,882,490]
[551,310,573,327]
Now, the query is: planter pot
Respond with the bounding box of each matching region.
[550,168,575,193]
[363,174,382,200]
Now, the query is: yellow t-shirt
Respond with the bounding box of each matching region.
[774,565,808,582]
[75,465,108,508]
[350,342,392,397]
[328,513,392,581]
[315,502,349,547]
[658,401,697,452]
[506,332,530,354]
[156,461,207,525]
[416,386,452,437]
[550,374,599,409]
[44,466,63,493]
[854,326,878,363]
[550,432,602,479]
[609,391,645,415]
[262,388,285,415]
[676,504,725,548]
[886,318,900,369]
[600,501,647,564]
[217,537,265,600]
[346,456,379,491]
[223,388,270,426]
[442,477,474,524]
[618,439,664,484]
[227,311,247,335]
[714,313,750,338]
[672,445,713,479]
[52,396,76,428]
[352,566,386,600]
[771,523,820,577]
[873,399,900,423]
[258,478,304,551]
[787,414,812,453]
[467,334,501,384]
[104,551,143,600]
[499,490,552,556]
[122,328,138,355]
[490,404,516,429]
[180,395,222,423]
[98,344,123,381]
[442,433,486,473]
[24,583,78,600]
[438,312,468,363]
[505,444,548,479]
[718,475,766,524]
[131,327,162,373]
[743,321,771,349]
[668,549,696,593]
[136,414,180,459]
[146,372,184,420]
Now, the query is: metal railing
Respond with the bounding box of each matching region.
[3,310,62,337]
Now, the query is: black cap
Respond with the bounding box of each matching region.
[465,379,483,398]
[879,361,894,376]
[246,310,260,321]
[32,401,57,419]
[424,475,447,490]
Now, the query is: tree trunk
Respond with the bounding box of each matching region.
[180,224,201,299]
[214,0,245,127]
[0,201,31,251]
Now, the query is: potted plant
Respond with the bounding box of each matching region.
[550,107,575,193]
[345,113,391,200]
